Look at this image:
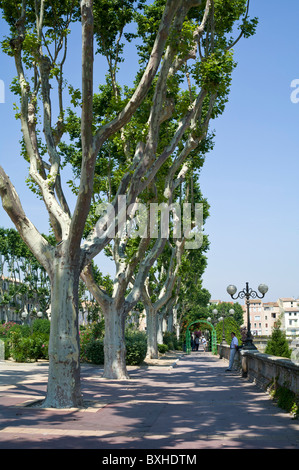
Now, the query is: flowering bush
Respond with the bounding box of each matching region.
[0,321,49,362]
[0,321,17,337]
[8,329,49,362]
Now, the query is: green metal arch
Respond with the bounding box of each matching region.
[186,319,217,355]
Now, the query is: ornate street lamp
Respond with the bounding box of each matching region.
[227,282,268,350]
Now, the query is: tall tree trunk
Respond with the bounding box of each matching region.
[173,304,180,339]
[103,303,129,379]
[167,311,173,332]
[157,312,164,345]
[146,305,158,359]
[42,256,83,408]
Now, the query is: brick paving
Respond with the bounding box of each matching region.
[0,350,298,449]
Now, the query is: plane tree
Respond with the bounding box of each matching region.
[0,0,179,406]
[0,0,257,406]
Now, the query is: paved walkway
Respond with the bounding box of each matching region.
[0,350,298,449]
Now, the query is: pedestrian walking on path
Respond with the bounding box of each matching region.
[226,331,238,371]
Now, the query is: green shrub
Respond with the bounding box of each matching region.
[80,329,147,366]
[158,343,168,354]
[269,380,299,418]
[33,332,49,360]
[90,320,105,339]
[84,339,104,365]
[8,329,49,362]
[215,317,242,345]
[125,331,147,365]
[80,328,93,362]
[265,327,291,358]
[163,331,178,350]
[79,321,105,363]
[32,318,51,335]
[6,323,31,338]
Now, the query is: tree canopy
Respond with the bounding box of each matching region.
[0,0,258,407]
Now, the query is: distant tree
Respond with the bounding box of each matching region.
[0,227,51,317]
[208,302,244,326]
[265,325,291,359]
[215,316,242,345]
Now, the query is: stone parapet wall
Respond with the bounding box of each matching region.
[241,350,299,394]
[217,343,299,394]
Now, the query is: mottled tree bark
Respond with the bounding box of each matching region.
[43,255,83,408]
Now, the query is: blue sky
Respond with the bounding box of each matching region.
[200,0,299,303]
[0,1,299,304]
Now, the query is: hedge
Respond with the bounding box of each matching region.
[1,321,50,362]
[80,326,147,366]
[1,321,148,366]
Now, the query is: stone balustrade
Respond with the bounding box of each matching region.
[218,343,299,395]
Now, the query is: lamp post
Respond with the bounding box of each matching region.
[227,282,268,350]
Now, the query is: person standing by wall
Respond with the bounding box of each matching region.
[226,332,238,371]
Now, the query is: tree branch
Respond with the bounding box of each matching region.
[80,263,111,311]
[92,0,183,155]
[68,0,94,258]
[0,166,53,275]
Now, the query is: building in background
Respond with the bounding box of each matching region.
[247,300,279,336]
[278,298,299,337]
[240,297,298,337]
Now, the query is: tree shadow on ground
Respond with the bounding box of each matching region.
[0,353,298,449]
